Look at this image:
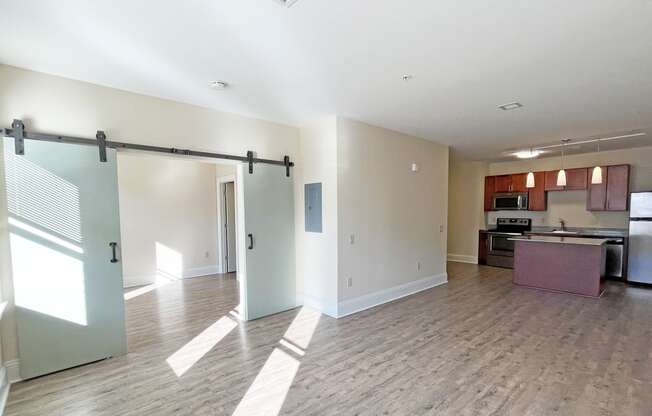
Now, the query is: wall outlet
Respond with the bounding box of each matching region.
[439,225,444,233]
[347,277,353,288]
[349,234,355,245]
[417,261,421,271]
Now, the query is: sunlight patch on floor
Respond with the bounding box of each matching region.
[124,274,178,301]
[166,315,238,377]
[231,307,321,416]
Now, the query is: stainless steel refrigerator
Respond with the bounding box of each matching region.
[628,192,652,284]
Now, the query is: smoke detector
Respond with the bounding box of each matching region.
[274,0,301,7]
[209,81,229,90]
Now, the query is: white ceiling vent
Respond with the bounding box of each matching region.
[274,0,301,7]
[498,102,523,111]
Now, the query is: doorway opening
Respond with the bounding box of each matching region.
[218,176,237,275]
[117,152,242,351]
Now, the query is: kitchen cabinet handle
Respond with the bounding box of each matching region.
[109,242,119,263]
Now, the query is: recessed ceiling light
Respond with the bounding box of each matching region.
[498,102,523,111]
[209,81,229,90]
[274,0,300,7]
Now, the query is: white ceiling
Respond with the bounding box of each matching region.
[2,0,652,160]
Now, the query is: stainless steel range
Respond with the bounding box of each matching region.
[487,218,532,268]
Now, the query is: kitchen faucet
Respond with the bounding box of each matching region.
[559,218,566,231]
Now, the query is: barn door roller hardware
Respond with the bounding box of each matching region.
[1,119,294,177]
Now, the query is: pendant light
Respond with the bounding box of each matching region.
[556,139,569,187]
[591,139,603,184]
[526,171,536,188]
[525,147,536,188]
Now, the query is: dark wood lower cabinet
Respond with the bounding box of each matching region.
[478,231,488,265]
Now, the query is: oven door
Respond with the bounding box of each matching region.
[488,234,517,256]
[493,193,528,210]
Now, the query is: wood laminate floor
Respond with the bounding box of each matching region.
[6,263,652,415]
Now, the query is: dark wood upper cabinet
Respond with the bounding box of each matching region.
[587,166,607,211]
[565,168,588,190]
[528,172,546,211]
[587,165,630,211]
[544,170,565,191]
[484,176,495,211]
[511,173,528,192]
[486,164,629,213]
[494,175,512,193]
[606,165,630,211]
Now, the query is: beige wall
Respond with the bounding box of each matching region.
[447,145,652,261]
[296,118,339,316]
[117,153,221,287]
[337,118,449,301]
[447,156,488,261]
[0,64,299,363]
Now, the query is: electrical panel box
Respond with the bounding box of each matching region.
[305,183,322,233]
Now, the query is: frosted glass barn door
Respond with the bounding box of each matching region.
[3,139,126,380]
[237,164,295,320]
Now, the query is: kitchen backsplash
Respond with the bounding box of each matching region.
[486,190,629,228]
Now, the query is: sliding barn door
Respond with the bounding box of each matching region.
[238,164,295,320]
[3,139,126,380]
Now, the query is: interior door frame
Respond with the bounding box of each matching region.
[217,174,237,274]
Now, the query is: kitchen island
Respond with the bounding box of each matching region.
[510,236,608,297]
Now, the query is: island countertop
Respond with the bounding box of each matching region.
[509,236,608,246]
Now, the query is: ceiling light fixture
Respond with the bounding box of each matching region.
[514,149,542,159]
[274,0,301,7]
[557,139,570,187]
[498,102,523,111]
[591,140,603,185]
[209,81,229,90]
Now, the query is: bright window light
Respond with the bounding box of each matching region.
[166,315,237,377]
[155,242,183,279]
[232,307,321,416]
[231,348,300,416]
[4,146,82,243]
[10,232,87,326]
[8,217,83,253]
[282,306,321,350]
[123,273,178,301]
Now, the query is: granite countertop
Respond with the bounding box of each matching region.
[509,235,609,246]
[481,227,628,238]
[526,227,628,238]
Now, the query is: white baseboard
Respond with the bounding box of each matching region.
[447,253,478,264]
[123,265,221,288]
[337,273,448,318]
[298,292,338,318]
[5,360,20,384]
[183,266,221,279]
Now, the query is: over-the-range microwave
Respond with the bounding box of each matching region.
[492,192,529,210]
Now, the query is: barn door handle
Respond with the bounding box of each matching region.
[109,242,119,263]
[248,234,254,250]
